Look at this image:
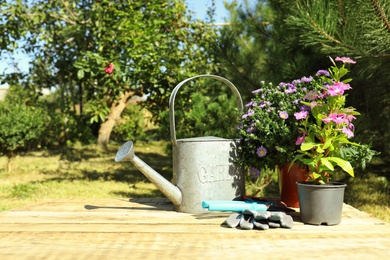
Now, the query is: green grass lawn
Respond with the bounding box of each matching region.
[0,140,389,223]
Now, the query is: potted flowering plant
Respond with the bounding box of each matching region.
[292,57,375,184]
[290,57,378,225]
[237,66,324,203]
[237,57,377,210]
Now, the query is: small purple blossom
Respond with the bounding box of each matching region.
[300,105,311,112]
[335,57,356,64]
[257,146,267,157]
[301,76,313,83]
[316,70,330,77]
[249,167,260,179]
[242,109,255,119]
[246,122,256,133]
[252,88,262,94]
[279,111,289,120]
[285,87,297,94]
[245,101,257,107]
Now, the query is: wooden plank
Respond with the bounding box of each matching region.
[0,231,389,259]
[0,198,389,259]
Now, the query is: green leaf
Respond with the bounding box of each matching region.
[316,146,324,153]
[320,158,334,171]
[326,157,354,177]
[77,69,85,79]
[301,142,316,151]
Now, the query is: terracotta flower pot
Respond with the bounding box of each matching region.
[278,163,308,208]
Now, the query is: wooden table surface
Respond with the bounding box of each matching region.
[0,198,389,259]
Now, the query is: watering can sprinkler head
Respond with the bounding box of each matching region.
[115,141,135,163]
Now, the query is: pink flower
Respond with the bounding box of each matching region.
[327,82,351,96]
[332,113,348,124]
[294,110,309,120]
[335,57,356,64]
[295,133,306,145]
[342,127,354,138]
[322,113,348,124]
[105,63,114,74]
[310,102,318,109]
[304,90,319,101]
[346,114,356,122]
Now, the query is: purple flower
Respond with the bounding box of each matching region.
[252,88,262,94]
[294,110,309,120]
[259,101,267,108]
[257,146,267,157]
[249,167,260,179]
[246,122,256,133]
[245,101,257,107]
[316,70,330,77]
[279,111,289,120]
[301,76,313,83]
[335,57,356,64]
[300,105,311,112]
[242,109,255,119]
[285,87,297,94]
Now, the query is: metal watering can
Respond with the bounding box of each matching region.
[115,75,245,213]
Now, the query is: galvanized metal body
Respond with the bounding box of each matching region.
[172,137,244,213]
[169,75,245,213]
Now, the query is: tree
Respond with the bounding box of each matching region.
[215,0,273,99]
[0,86,47,172]
[272,0,390,156]
[215,0,327,101]
[1,0,218,149]
[216,0,390,156]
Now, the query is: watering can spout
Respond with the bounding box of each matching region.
[115,141,182,206]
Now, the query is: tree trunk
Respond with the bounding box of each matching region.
[6,151,13,173]
[7,157,12,173]
[97,91,135,150]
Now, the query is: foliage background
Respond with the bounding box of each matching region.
[0,0,388,221]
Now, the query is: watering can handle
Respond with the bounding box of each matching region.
[169,74,244,145]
